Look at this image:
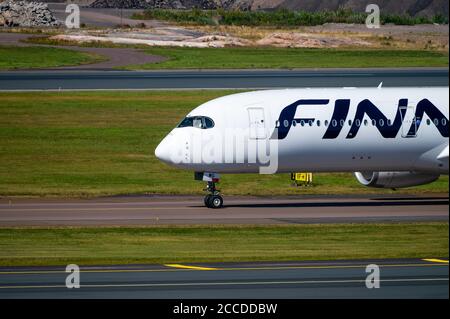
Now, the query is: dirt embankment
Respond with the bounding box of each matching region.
[37,3,449,50]
[46,22,448,50]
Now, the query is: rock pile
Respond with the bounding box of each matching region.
[0,1,59,27]
[89,0,252,10]
[89,0,149,9]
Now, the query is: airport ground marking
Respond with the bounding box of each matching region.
[0,262,446,275]
[164,264,219,271]
[0,277,448,290]
[422,258,449,264]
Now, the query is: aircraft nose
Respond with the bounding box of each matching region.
[154,138,172,163]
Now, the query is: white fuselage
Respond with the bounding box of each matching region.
[155,87,449,175]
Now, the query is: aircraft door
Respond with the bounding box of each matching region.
[248,107,266,139]
[400,101,417,138]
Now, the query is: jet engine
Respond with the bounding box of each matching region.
[354,171,440,189]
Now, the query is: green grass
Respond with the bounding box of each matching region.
[0,91,447,197]
[20,38,450,69]
[0,45,105,70]
[23,36,139,49]
[132,8,449,26]
[0,223,447,266]
[125,47,449,70]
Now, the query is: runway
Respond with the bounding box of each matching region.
[0,195,447,226]
[0,68,448,91]
[0,258,447,298]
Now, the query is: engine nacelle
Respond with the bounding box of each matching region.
[354,171,440,189]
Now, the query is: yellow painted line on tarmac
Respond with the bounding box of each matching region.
[422,258,449,264]
[164,264,219,271]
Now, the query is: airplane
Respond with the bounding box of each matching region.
[155,86,449,208]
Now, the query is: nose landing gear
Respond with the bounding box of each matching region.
[195,172,223,208]
[204,181,223,209]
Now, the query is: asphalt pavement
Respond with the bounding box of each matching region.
[0,68,447,90]
[0,195,447,226]
[0,258,447,298]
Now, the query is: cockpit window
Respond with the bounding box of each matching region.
[204,117,214,128]
[177,116,215,129]
[177,117,193,128]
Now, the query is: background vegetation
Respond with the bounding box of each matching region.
[132,8,449,26]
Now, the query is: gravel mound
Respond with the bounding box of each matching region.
[0,1,59,27]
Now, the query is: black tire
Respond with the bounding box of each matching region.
[204,195,212,207]
[208,195,223,209]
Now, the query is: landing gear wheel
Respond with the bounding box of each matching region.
[207,195,223,209]
[204,194,212,206]
[202,176,224,209]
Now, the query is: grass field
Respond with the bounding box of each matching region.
[0,223,447,266]
[125,47,449,69]
[0,91,447,197]
[0,46,105,70]
[17,38,450,69]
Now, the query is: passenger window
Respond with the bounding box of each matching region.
[364,120,368,126]
[340,119,344,127]
[355,119,360,127]
[348,120,352,126]
[300,120,305,127]
[275,120,280,128]
[426,119,431,125]
[309,120,313,126]
[379,119,384,126]
[332,120,337,127]
[324,120,329,127]
[317,120,321,127]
